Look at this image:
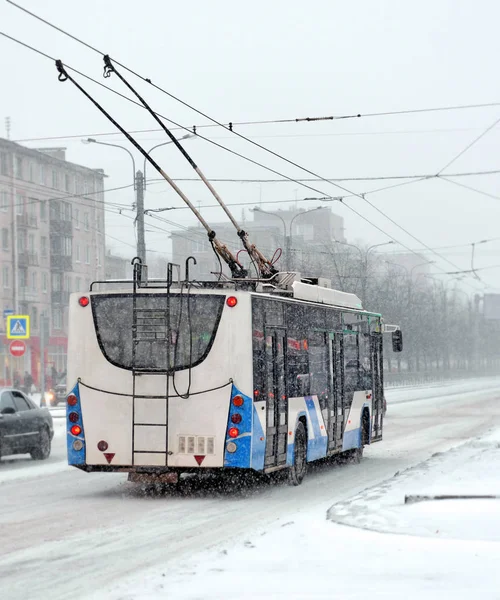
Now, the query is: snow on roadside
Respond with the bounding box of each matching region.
[385,375,500,406]
[93,427,500,600]
[328,427,500,541]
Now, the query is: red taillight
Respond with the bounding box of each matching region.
[70,425,82,436]
[79,296,90,307]
[228,427,239,438]
[97,440,108,451]
[67,394,78,406]
[68,412,79,423]
[232,395,244,407]
[226,296,237,307]
[231,413,242,424]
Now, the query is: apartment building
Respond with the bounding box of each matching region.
[0,138,106,386]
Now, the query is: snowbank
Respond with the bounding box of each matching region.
[327,428,500,541]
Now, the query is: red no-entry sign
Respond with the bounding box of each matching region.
[9,340,26,357]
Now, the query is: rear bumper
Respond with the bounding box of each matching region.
[73,464,256,476]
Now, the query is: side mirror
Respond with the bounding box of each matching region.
[1,406,16,415]
[392,330,403,353]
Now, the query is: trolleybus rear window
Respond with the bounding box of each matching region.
[91,294,225,371]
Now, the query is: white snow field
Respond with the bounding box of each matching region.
[1,377,500,600]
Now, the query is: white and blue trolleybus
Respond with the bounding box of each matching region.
[66,263,403,486]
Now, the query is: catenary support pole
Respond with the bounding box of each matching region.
[135,170,146,263]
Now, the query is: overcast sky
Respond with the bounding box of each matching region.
[1,0,500,291]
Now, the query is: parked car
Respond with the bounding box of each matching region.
[45,376,67,407]
[54,378,67,406]
[0,388,54,460]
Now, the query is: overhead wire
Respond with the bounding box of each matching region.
[2,179,134,210]
[1,13,477,281]
[437,114,500,175]
[0,30,432,265]
[0,19,488,288]
[439,176,500,203]
[3,6,489,276]
[0,32,376,209]
[12,125,500,144]
[143,168,500,185]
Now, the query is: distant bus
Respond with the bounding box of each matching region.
[65,266,402,486]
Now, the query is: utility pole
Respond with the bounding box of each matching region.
[40,314,48,403]
[11,150,18,313]
[135,170,146,263]
[285,235,291,271]
[473,293,481,370]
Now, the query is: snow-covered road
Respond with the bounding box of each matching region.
[2,377,500,600]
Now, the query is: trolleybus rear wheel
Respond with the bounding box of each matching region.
[288,421,307,486]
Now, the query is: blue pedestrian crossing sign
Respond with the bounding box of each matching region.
[6,315,30,340]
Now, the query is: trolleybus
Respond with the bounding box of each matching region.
[65,262,402,486]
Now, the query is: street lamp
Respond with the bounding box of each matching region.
[82,137,145,262]
[143,133,195,188]
[83,134,195,264]
[289,207,324,269]
[82,138,136,189]
[365,241,395,261]
[384,260,408,276]
[329,240,363,293]
[252,206,324,270]
[424,275,463,291]
[334,240,363,262]
[362,241,395,302]
[410,261,435,278]
[385,260,435,279]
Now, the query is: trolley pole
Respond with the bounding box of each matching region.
[135,170,146,263]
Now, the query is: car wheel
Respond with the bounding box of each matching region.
[31,427,51,460]
[288,421,307,486]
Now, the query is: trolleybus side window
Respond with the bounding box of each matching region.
[284,303,309,398]
[264,300,284,326]
[252,298,266,400]
[308,330,329,409]
[343,331,359,400]
[358,332,373,390]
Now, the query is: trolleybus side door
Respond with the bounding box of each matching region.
[328,333,345,452]
[264,328,288,468]
[371,332,384,442]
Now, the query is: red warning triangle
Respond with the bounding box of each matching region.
[194,455,205,466]
[103,453,115,464]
